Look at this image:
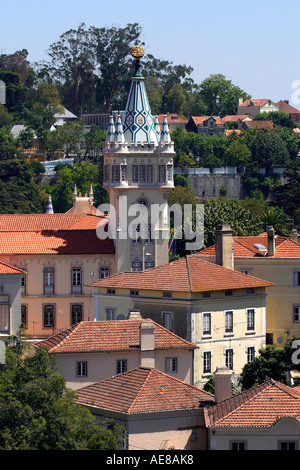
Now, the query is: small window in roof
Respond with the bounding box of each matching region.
[254,243,267,251]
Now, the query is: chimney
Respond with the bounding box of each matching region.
[215,224,234,270]
[291,229,299,242]
[238,97,243,107]
[140,319,155,368]
[266,225,275,256]
[128,309,142,320]
[214,366,232,403]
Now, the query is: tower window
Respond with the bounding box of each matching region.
[112,165,120,183]
[159,165,166,183]
[132,165,138,183]
[147,165,153,183]
[121,165,127,182]
[132,259,142,272]
[104,165,110,182]
[140,165,146,183]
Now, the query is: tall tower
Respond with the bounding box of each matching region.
[102,45,175,274]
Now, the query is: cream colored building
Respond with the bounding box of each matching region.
[237,98,279,118]
[199,225,300,348]
[35,311,197,390]
[88,254,273,388]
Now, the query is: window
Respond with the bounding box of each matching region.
[104,165,110,182]
[159,165,166,183]
[0,296,9,332]
[163,292,172,298]
[294,306,300,322]
[71,304,83,325]
[76,361,87,377]
[44,267,54,295]
[106,308,116,320]
[132,224,141,244]
[145,259,154,270]
[132,259,142,272]
[20,274,26,295]
[99,267,111,279]
[130,290,139,296]
[279,441,297,450]
[21,304,27,326]
[240,268,253,276]
[225,348,233,370]
[112,165,120,183]
[203,291,211,298]
[140,165,146,183]
[163,311,173,331]
[147,165,153,183]
[116,359,127,375]
[225,290,233,296]
[246,308,255,331]
[231,441,246,450]
[203,351,212,374]
[293,271,300,286]
[165,357,177,373]
[43,304,55,328]
[225,310,233,334]
[247,288,254,295]
[132,165,138,183]
[71,268,82,295]
[121,164,127,182]
[146,224,153,243]
[247,346,255,363]
[107,288,115,295]
[203,312,211,336]
[167,164,173,181]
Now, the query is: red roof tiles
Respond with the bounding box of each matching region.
[75,366,214,414]
[0,213,114,255]
[87,255,273,293]
[199,233,300,259]
[190,116,224,127]
[35,319,197,354]
[205,379,300,428]
[0,261,25,274]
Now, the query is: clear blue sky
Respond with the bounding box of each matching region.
[1,0,300,105]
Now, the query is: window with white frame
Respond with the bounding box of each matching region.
[247,346,255,363]
[165,357,177,373]
[225,310,233,334]
[71,267,82,294]
[0,296,9,332]
[246,308,255,332]
[225,348,233,370]
[203,351,212,374]
[99,266,111,279]
[293,305,300,322]
[44,267,54,295]
[202,312,211,336]
[106,308,116,320]
[116,359,127,375]
[76,361,87,377]
[162,311,173,331]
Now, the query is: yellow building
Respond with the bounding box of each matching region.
[198,225,300,348]
[0,194,115,339]
[87,254,273,388]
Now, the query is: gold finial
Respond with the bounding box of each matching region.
[131,45,144,60]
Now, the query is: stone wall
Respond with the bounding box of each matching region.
[187,174,244,199]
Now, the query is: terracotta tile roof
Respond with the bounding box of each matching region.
[239,99,271,107]
[222,115,250,122]
[199,233,300,259]
[276,100,300,115]
[87,255,273,293]
[157,114,188,124]
[190,116,224,127]
[35,319,197,354]
[244,120,275,129]
[75,366,214,414]
[0,214,114,255]
[205,379,300,428]
[0,261,25,274]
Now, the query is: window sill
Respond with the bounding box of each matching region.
[245,330,256,335]
[201,334,212,339]
[224,333,234,337]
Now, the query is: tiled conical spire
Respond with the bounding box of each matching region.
[123,46,159,145]
[115,113,125,145]
[46,194,54,214]
[160,107,171,145]
[106,112,116,143]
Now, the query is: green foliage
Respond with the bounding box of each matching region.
[254,111,298,129]
[239,338,300,390]
[0,336,124,450]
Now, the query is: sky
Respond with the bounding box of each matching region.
[1,0,300,106]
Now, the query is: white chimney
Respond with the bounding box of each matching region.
[266,225,275,256]
[291,229,299,242]
[214,366,232,403]
[140,320,155,368]
[215,224,234,270]
[128,309,142,320]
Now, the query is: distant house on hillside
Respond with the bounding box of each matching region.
[237,98,279,118]
[157,113,188,131]
[276,100,300,122]
[185,116,225,136]
[241,120,275,131]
